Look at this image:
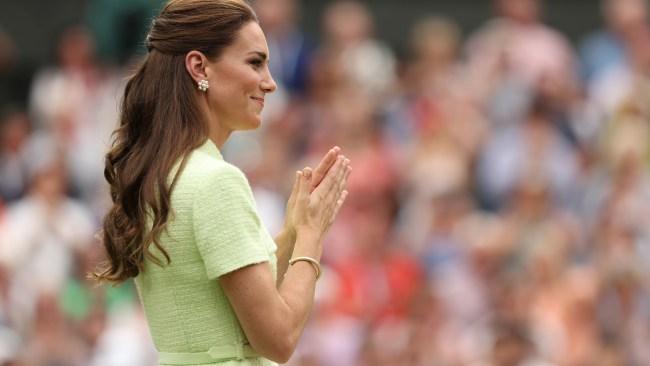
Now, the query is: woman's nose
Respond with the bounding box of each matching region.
[261,70,277,93]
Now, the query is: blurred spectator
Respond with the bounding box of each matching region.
[477,97,580,210]
[29,25,121,212]
[254,0,313,96]
[0,134,96,334]
[587,16,650,122]
[417,191,492,364]
[386,16,487,155]
[29,26,100,129]
[18,293,87,365]
[318,0,397,100]
[591,156,650,275]
[248,0,315,139]
[0,109,31,202]
[466,0,577,127]
[467,0,575,85]
[329,198,422,322]
[596,267,650,365]
[486,322,554,366]
[580,0,649,84]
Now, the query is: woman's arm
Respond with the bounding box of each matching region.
[274,227,296,287]
[220,228,320,363]
[220,159,350,363]
[275,147,340,286]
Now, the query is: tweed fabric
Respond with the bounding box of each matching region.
[134,139,278,366]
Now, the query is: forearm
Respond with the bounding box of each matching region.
[277,229,321,349]
[219,228,319,363]
[274,226,296,287]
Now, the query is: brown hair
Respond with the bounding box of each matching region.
[94,0,257,283]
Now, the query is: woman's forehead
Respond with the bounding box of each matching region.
[229,22,269,56]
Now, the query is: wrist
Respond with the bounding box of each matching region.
[293,227,322,260]
[288,256,321,280]
[281,224,297,244]
[295,225,320,241]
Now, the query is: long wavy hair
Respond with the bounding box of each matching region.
[94,0,257,284]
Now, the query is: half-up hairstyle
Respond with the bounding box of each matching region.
[94,0,257,284]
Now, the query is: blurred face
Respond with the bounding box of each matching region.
[498,0,540,24]
[255,0,297,32]
[58,27,94,69]
[606,0,648,33]
[0,112,30,152]
[32,163,67,202]
[324,1,371,45]
[205,21,277,131]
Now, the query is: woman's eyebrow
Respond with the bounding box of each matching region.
[247,51,268,61]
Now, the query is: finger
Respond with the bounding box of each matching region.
[295,170,308,203]
[313,156,344,199]
[328,190,348,226]
[310,149,337,192]
[301,167,312,192]
[323,157,347,204]
[310,147,340,192]
[333,157,350,197]
[338,159,350,186]
[334,165,350,198]
[288,169,301,201]
[340,164,351,189]
[329,162,350,211]
[327,187,346,217]
[325,157,348,202]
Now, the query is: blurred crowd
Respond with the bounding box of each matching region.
[1,0,650,365]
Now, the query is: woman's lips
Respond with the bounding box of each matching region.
[251,96,264,106]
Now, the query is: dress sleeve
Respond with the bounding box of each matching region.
[192,164,269,280]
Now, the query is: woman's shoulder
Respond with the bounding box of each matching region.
[176,147,250,194]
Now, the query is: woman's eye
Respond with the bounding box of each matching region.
[249,59,263,68]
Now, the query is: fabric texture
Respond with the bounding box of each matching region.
[134,139,279,366]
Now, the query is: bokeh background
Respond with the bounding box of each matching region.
[1,0,650,365]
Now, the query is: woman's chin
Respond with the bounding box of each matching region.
[241,116,262,130]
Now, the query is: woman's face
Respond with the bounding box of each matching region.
[205,21,276,131]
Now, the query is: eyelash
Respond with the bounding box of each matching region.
[249,59,264,69]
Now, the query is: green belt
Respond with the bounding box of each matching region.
[158,343,258,365]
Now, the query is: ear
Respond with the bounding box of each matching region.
[185,50,209,83]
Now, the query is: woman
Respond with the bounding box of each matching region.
[93,0,351,365]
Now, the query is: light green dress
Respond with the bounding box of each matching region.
[134,139,279,366]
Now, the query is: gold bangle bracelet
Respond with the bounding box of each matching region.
[288,256,321,280]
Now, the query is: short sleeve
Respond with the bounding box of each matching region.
[192,164,269,280]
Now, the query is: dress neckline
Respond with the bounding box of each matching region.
[197,138,223,160]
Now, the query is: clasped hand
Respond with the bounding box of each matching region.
[283,147,351,242]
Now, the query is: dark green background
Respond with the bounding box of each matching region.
[1,0,604,66]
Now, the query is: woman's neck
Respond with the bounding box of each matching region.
[199,98,232,149]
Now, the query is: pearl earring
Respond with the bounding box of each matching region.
[198,79,209,92]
